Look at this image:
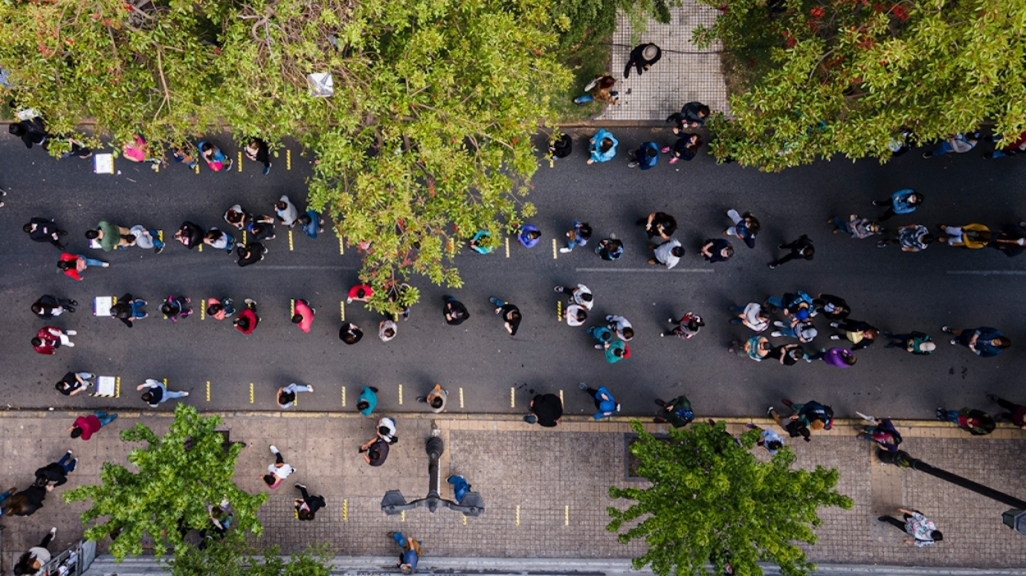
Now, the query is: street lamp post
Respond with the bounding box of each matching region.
[380,435,485,516]
[877,449,1026,535]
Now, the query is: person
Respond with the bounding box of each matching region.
[728,303,768,332]
[2,483,47,517]
[547,132,573,162]
[813,294,850,320]
[137,379,189,407]
[627,141,660,170]
[85,220,133,252]
[447,474,472,503]
[417,384,448,413]
[872,189,922,221]
[172,221,204,249]
[161,295,192,323]
[560,221,592,253]
[377,417,398,444]
[935,407,995,435]
[293,484,325,520]
[378,319,398,342]
[359,435,391,466]
[649,238,684,269]
[357,386,379,416]
[606,315,634,341]
[390,532,421,575]
[469,230,494,254]
[878,223,933,251]
[292,299,315,333]
[731,335,772,362]
[771,317,817,343]
[237,242,267,267]
[587,129,618,165]
[986,394,1026,429]
[203,228,235,253]
[883,331,935,355]
[587,324,614,348]
[767,406,811,442]
[262,445,295,488]
[247,215,277,241]
[574,75,619,105]
[275,195,300,228]
[110,293,148,327]
[828,319,878,350]
[32,295,76,319]
[595,236,624,260]
[35,451,78,489]
[667,102,711,132]
[442,296,470,325]
[201,500,234,546]
[830,214,883,239]
[69,411,117,440]
[489,297,521,336]
[129,224,165,254]
[878,508,943,547]
[554,283,594,310]
[700,238,733,263]
[753,425,785,455]
[517,224,541,248]
[56,372,93,396]
[122,134,159,163]
[662,312,705,339]
[347,283,374,304]
[602,339,629,364]
[637,212,677,240]
[937,223,991,249]
[23,217,66,249]
[298,209,325,239]
[57,252,109,280]
[654,395,694,427]
[768,235,814,269]
[206,297,235,320]
[224,204,250,230]
[565,304,588,327]
[9,116,48,149]
[922,131,979,157]
[340,322,364,344]
[198,139,233,171]
[769,343,811,365]
[942,326,1010,357]
[661,133,703,163]
[808,347,857,368]
[856,418,902,452]
[780,399,834,430]
[277,383,314,409]
[723,209,759,248]
[579,383,620,419]
[525,393,563,426]
[13,527,57,575]
[624,43,661,78]
[172,145,198,169]
[32,326,75,355]
[234,299,259,335]
[765,291,815,318]
[989,223,1026,257]
[245,137,272,174]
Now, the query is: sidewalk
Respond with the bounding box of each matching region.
[2,411,1025,570]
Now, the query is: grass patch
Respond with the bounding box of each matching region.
[552,34,613,123]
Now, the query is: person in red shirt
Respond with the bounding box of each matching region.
[32,326,75,354]
[234,299,259,335]
[292,299,315,333]
[68,411,117,440]
[346,284,373,304]
[56,253,108,281]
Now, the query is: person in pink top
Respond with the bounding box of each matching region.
[808,347,857,368]
[292,299,315,333]
[68,412,117,440]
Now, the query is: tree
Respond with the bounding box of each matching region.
[607,421,852,576]
[170,532,331,576]
[64,404,266,560]
[694,0,1026,171]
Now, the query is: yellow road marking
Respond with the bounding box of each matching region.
[237,151,243,172]
[206,381,211,402]
[338,231,344,255]
[341,386,346,407]
[340,301,345,321]
[552,238,558,259]
[401,510,405,522]
[398,384,403,405]
[510,387,515,408]
[200,299,205,320]
[459,387,464,408]
[556,300,562,321]
[242,230,247,244]
[342,499,348,521]
[559,389,563,405]
[198,243,203,252]
[565,505,569,525]
[287,149,291,170]
[288,230,294,251]
[194,163,199,174]
[115,376,120,398]
[290,299,295,317]
[505,237,510,258]
[249,383,254,404]
[515,505,520,526]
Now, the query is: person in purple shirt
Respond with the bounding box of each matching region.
[808,347,857,368]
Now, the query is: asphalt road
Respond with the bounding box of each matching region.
[1,129,1024,420]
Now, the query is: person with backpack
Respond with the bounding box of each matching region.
[767,406,811,442]
[780,399,834,430]
[723,209,760,248]
[856,418,902,452]
[161,295,192,323]
[654,395,694,427]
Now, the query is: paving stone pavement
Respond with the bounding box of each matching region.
[599,0,729,123]
[2,412,1025,571]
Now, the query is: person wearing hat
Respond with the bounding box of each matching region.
[654,395,693,428]
[579,383,620,420]
[624,43,662,78]
[525,393,563,427]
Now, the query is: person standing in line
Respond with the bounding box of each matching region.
[653,395,694,427]
[587,129,618,165]
[390,532,422,575]
[606,315,634,341]
[377,417,398,444]
[627,141,660,170]
[855,417,903,452]
[128,225,165,254]
[198,140,233,171]
[32,326,76,355]
[359,435,391,466]
[292,299,315,333]
[723,209,760,248]
[623,43,661,78]
[489,297,521,336]
[8,115,48,149]
[564,304,588,327]
[636,212,677,241]
[560,221,592,253]
[524,393,563,426]
[442,296,470,325]
[357,386,379,417]
[57,252,109,281]
[275,195,300,228]
[416,384,447,413]
[277,383,314,409]
[247,215,277,241]
[55,372,93,396]
[203,228,235,253]
[661,133,703,163]
[595,236,624,260]
[813,293,850,320]
[649,237,684,269]
[872,189,923,221]
[224,204,250,230]
[728,303,768,332]
[347,283,374,304]
[828,319,878,350]
[378,319,398,342]
[233,299,260,335]
[261,445,295,488]
[3,482,48,517]
[339,322,363,344]
[297,209,325,239]
[110,293,147,327]
[807,347,857,368]
[517,224,541,248]
[941,325,1010,357]
[69,411,117,440]
[293,483,325,520]
[779,399,834,430]
[700,238,733,263]
[547,132,573,162]
[34,451,78,489]
[237,241,268,267]
[554,283,594,310]
[137,379,190,408]
[12,527,57,575]
[174,221,205,249]
[23,217,67,249]
[85,220,134,252]
[986,394,1026,429]
[31,295,76,318]
[935,407,995,435]
[878,508,943,547]
[579,383,620,420]
[768,235,814,269]
[666,101,710,132]
[206,297,235,320]
[244,137,272,174]
[161,295,192,323]
[829,214,883,239]
[883,331,935,354]
[662,312,705,339]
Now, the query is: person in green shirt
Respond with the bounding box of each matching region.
[883,331,936,355]
[85,220,133,251]
[654,395,694,428]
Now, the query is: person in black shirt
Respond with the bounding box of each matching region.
[237,242,267,267]
[4,484,48,516]
[55,372,93,396]
[32,295,76,318]
[244,137,272,175]
[34,451,77,489]
[174,221,204,249]
[110,293,148,327]
[23,217,67,249]
[293,484,325,521]
[768,235,814,269]
[339,322,363,344]
[525,393,563,427]
[442,296,470,326]
[488,297,520,336]
[359,436,390,467]
[9,116,48,149]
[624,43,661,78]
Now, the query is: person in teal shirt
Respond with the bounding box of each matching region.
[357,386,378,417]
[603,339,627,363]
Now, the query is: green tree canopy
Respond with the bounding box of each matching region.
[608,421,852,576]
[64,405,266,560]
[695,0,1026,171]
[170,532,331,576]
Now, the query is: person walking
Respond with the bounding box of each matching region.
[554,283,594,310]
[206,297,235,320]
[416,384,447,413]
[661,133,703,163]
[579,383,620,419]
[636,212,677,241]
[941,325,1010,357]
[57,252,108,280]
[807,347,857,368]
[700,239,733,263]
[768,235,814,269]
[489,297,521,336]
[883,331,936,355]
[872,189,923,221]
[12,527,57,575]
[525,393,563,427]
[137,379,189,408]
[986,394,1026,429]
[339,322,363,344]
[377,416,398,444]
[627,141,660,170]
[23,217,67,249]
[937,223,992,249]
[723,209,760,248]
[935,407,995,435]
[293,483,325,520]
[606,314,634,341]
[31,295,76,319]
[3,483,48,517]
[85,220,134,251]
[174,221,205,249]
[34,451,77,489]
[649,237,684,269]
[244,137,272,174]
[359,435,391,466]
[237,242,268,267]
[275,195,300,228]
[390,532,422,575]
[829,214,883,239]
[261,445,295,488]
[653,395,694,427]
[378,319,398,342]
[666,101,711,132]
[347,283,374,304]
[559,221,592,253]
[662,312,705,339]
[110,293,147,327]
[203,228,235,253]
[856,417,902,452]
[877,223,933,251]
[234,299,260,335]
[55,372,93,396]
[277,383,314,409]
[595,236,624,260]
[624,43,661,78]
[442,296,470,325]
[586,129,618,165]
[292,299,315,333]
[728,303,769,332]
[357,386,379,417]
[69,411,117,440]
[769,343,811,365]
[161,295,192,322]
[828,319,879,350]
[878,508,943,547]
[32,326,75,355]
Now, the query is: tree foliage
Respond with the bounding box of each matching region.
[170,532,331,576]
[608,421,852,576]
[694,0,1026,171]
[64,405,266,560]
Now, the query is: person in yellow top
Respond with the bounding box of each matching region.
[937,223,991,249]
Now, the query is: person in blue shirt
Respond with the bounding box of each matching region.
[446,474,471,503]
[627,141,659,170]
[297,210,324,239]
[942,326,1011,358]
[872,189,923,221]
[357,386,378,416]
[579,383,620,420]
[517,224,541,248]
[389,532,421,574]
[587,129,618,164]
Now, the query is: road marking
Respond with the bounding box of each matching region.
[198,243,203,252]
[290,299,295,318]
[249,383,254,404]
[342,499,348,521]
[552,239,557,259]
[510,387,515,408]
[505,237,510,258]
[200,299,206,320]
[556,300,562,321]
[515,505,520,526]
[115,376,120,398]
[575,268,714,273]
[338,230,344,255]
[287,149,292,170]
[242,230,247,244]
[340,301,345,321]
[401,510,405,522]
[463,515,467,526]
[194,163,199,175]
[947,270,1026,276]
[206,381,210,402]
[559,389,563,405]
[237,151,242,172]
[565,505,569,526]
[459,387,464,408]
[398,384,403,405]
[158,230,163,243]
[341,386,346,407]
[288,230,294,251]
[154,164,159,173]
